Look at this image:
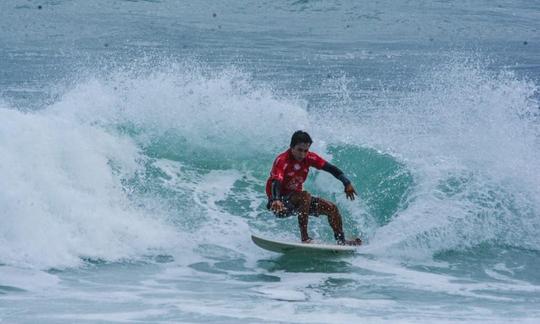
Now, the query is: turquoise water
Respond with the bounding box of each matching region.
[1,1,540,322]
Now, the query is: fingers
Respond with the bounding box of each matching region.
[271,201,287,213]
[344,184,358,200]
[345,188,357,200]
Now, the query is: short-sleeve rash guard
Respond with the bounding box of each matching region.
[265,149,327,198]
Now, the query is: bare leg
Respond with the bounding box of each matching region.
[316,198,361,245]
[289,191,312,242]
[315,198,345,241]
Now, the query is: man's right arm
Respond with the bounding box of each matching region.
[269,156,287,201]
[269,180,287,213]
[269,156,287,212]
[270,179,282,201]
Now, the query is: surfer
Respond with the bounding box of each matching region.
[266,130,362,246]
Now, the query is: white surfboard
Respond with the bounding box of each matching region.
[251,233,358,254]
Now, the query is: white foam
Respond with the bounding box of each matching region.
[253,287,308,301]
[347,255,540,300]
[315,60,540,256]
[0,266,59,291]
[0,106,178,269]
[50,309,169,323]
[49,64,311,156]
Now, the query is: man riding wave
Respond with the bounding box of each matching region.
[266,130,362,246]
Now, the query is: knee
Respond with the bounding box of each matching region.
[301,191,311,203]
[327,202,339,215]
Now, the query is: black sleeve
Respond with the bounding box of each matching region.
[270,179,282,201]
[322,162,351,187]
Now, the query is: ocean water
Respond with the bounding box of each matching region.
[1,0,540,323]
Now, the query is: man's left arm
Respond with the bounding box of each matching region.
[321,162,357,200]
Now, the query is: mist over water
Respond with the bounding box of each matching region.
[1,0,540,322]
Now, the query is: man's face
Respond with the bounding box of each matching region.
[291,142,310,161]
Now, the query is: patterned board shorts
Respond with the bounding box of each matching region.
[266,193,320,218]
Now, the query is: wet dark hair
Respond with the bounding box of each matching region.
[290,130,313,147]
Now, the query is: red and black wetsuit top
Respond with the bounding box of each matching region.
[265,149,327,199]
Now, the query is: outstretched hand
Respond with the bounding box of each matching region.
[345,184,357,200]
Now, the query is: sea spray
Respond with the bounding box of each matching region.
[0,105,177,269]
[324,59,540,257]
